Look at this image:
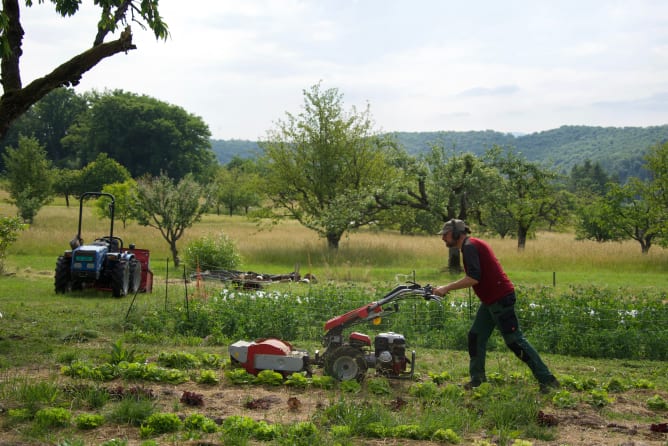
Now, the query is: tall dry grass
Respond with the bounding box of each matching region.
[3,200,667,287]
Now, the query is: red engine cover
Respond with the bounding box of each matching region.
[244,338,293,374]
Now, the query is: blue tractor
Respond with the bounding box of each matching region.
[54,192,152,297]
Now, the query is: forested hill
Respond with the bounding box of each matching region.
[211,125,668,181]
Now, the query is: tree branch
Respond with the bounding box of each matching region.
[0,26,136,138]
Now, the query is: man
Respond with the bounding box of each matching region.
[433,218,560,393]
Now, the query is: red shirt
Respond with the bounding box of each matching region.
[461,237,514,305]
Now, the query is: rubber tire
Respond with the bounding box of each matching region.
[128,258,142,293]
[324,345,368,382]
[54,256,71,294]
[111,261,130,297]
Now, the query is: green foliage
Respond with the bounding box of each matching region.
[62,90,214,181]
[142,412,182,435]
[225,368,255,385]
[340,379,361,393]
[260,82,402,249]
[74,413,105,430]
[2,136,54,223]
[195,369,219,385]
[108,398,155,426]
[646,394,668,411]
[75,153,131,196]
[134,173,211,266]
[34,407,71,428]
[157,351,200,369]
[283,421,320,445]
[587,389,614,408]
[0,215,26,273]
[551,390,578,409]
[255,369,284,386]
[432,427,462,443]
[184,232,241,271]
[109,340,140,364]
[183,413,218,433]
[284,372,309,388]
[94,180,139,228]
[428,370,452,385]
[366,377,391,395]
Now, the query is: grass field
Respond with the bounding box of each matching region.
[1,201,667,445]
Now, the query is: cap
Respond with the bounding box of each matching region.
[438,218,470,235]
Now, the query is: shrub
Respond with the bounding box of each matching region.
[184,232,241,271]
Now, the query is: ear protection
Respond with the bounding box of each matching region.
[451,219,461,240]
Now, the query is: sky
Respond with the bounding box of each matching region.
[18,0,668,140]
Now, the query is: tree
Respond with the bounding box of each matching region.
[645,142,668,231]
[0,215,26,273]
[2,135,54,222]
[604,178,664,254]
[0,0,168,139]
[61,90,215,180]
[133,173,211,266]
[76,152,131,196]
[0,87,87,170]
[213,164,262,216]
[94,179,139,228]
[484,146,561,249]
[259,83,402,249]
[394,146,503,271]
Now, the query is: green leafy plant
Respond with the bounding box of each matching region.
[195,369,219,384]
[340,379,361,393]
[552,390,579,409]
[428,370,452,385]
[366,377,391,395]
[74,413,105,430]
[35,407,72,428]
[432,427,462,443]
[108,398,155,426]
[183,413,219,433]
[225,368,255,385]
[254,369,284,386]
[409,381,439,399]
[646,394,668,411]
[158,351,200,369]
[184,232,241,271]
[588,389,614,408]
[142,412,182,435]
[284,372,309,388]
[310,374,335,389]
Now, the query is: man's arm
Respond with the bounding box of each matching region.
[434,275,478,296]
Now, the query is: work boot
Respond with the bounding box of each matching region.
[539,376,560,394]
[463,379,485,390]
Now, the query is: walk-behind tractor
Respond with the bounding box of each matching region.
[229,282,440,381]
[55,192,153,298]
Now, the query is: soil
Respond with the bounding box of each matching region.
[1,365,666,446]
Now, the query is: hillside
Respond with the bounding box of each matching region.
[211,125,668,181]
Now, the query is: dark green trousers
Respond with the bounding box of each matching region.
[468,293,554,385]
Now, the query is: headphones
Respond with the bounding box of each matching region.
[450,219,465,240]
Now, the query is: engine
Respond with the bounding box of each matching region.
[374,332,408,376]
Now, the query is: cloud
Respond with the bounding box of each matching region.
[456,85,520,98]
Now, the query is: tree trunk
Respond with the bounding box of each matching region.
[517,225,528,250]
[170,242,180,267]
[326,232,340,250]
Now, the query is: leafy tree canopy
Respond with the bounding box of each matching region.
[0,0,168,138]
[62,90,215,180]
[259,83,402,249]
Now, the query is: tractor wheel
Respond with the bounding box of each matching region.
[54,256,71,294]
[128,258,142,293]
[111,261,130,298]
[324,345,367,381]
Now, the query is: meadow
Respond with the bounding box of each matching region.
[0,201,667,445]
